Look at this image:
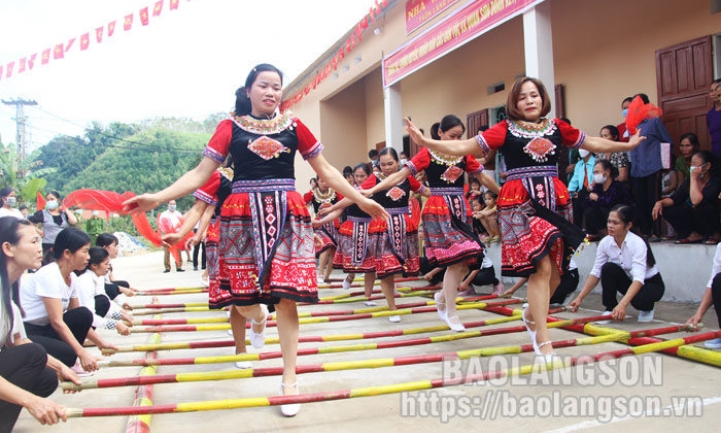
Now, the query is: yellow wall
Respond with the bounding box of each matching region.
[292,0,720,188]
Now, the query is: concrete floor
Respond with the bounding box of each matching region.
[13,250,721,433]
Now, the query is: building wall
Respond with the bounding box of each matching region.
[291,0,720,188]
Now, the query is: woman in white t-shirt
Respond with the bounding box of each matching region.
[75,247,131,336]
[21,227,117,374]
[0,217,81,431]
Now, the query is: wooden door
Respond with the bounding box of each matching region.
[656,36,713,150]
[466,109,492,168]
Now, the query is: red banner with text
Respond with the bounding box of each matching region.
[385,0,543,87]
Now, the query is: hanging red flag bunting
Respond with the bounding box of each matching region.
[139,7,150,26]
[281,0,390,111]
[80,33,90,51]
[154,0,164,16]
[53,44,64,59]
[65,37,76,52]
[124,14,134,31]
[0,0,187,84]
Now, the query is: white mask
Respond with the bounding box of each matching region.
[593,173,608,184]
[578,149,590,158]
[4,196,16,207]
[46,200,59,210]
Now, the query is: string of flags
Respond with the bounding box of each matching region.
[280,0,389,111]
[0,0,188,83]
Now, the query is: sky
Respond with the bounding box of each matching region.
[0,0,376,151]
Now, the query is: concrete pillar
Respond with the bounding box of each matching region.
[383,83,404,152]
[523,1,555,110]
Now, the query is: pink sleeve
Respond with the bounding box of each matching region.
[465,155,483,174]
[556,118,586,148]
[202,120,234,163]
[475,120,508,154]
[294,118,324,160]
[406,147,431,175]
[193,170,221,206]
[408,175,424,193]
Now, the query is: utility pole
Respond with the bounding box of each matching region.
[2,98,37,169]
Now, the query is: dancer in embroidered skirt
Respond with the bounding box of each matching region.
[125,64,387,416]
[404,77,645,357]
[318,148,428,322]
[366,115,498,332]
[329,163,377,299]
[303,177,343,284]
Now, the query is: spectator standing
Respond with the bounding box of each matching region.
[158,200,185,273]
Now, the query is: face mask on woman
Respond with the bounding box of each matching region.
[593,173,608,184]
[46,200,59,210]
[4,196,16,207]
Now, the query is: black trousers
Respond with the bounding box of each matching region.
[0,343,58,433]
[193,241,207,270]
[550,268,579,305]
[631,171,661,237]
[469,266,499,287]
[663,201,721,239]
[24,307,93,367]
[94,294,110,318]
[584,206,610,236]
[710,273,721,328]
[600,262,665,312]
[572,190,590,229]
[104,280,129,300]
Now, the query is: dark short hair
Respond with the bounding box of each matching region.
[53,227,91,260]
[96,233,119,248]
[506,77,552,121]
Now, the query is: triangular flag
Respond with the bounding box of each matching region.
[170,0,179,10]
[153,0,164,16]
[53,43,64,59]
[42,49,51,65]
[108,20,116,36]
[36,191,46,211]
[28,53,37,70]
[18,58,26,73]
[0,65,3,81]
[96,27,104,43]
[6,61,14,78]
[65,37,75,52]
[124,14,133,31]
[80,33,90,50]
[139,7,149,25]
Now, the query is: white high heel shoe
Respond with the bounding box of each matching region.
[249,304,269,349]
[280,382,301,417]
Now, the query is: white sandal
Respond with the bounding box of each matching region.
[280,382,301,417]
[249,304,268,349]
[522,305,540,355]
[434,291,447,321]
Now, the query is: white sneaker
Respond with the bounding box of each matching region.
[388,315,401,323]
[227,329,234,336]
[364,300,377,306]
[704,338,721,349]
[595,310,613,325]
[235,360,252,369]
[342,276,352,290]
[637,310,655,323]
